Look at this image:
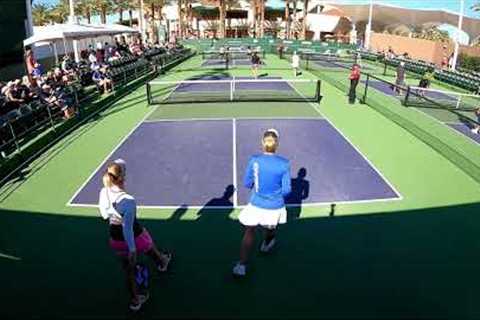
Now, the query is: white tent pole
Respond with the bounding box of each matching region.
[365,0,373,49]
[452,0,464,71]
[53,42,59,64]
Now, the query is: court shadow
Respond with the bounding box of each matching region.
[2,201,480,318]
[286,168,310,219]
[169,204,189,221]
[196,185,235,225]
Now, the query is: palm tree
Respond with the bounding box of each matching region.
[114,0,133,24]
[283,0,290,39]
[259,0,265,38]
[250,0,257,37]
[77,0,96,24]
[219,0,226,38]
[177,0,183,38]
[96,0,114,24]
[51,0,70,23]
[301,0,309,39]
[32,3,53,25]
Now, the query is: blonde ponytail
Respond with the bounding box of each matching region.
[102,162,125,188]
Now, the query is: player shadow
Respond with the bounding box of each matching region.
[285,168,310,219]
[196,185,235,225]
[169,204,189,221]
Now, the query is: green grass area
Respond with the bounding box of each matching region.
[1,53,480,318]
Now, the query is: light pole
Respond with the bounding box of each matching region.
[451,0,464,71]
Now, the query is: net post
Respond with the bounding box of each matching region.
[146,82,152,105]
[362,74,370,104]
[403,86,411,107]
[230,79,234,101]
[383,58,387,76]
[306,55,310,70]
[316,79,321,103]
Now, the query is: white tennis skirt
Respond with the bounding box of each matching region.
[239,204,287,229]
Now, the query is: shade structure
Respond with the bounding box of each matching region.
[24,23,139,47]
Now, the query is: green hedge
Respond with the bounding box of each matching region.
[458,53,480,72]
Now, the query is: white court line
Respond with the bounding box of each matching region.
[69,79,402,209]
[66,105,159,207]
[232,118,238,207]
[288,80,403,201]
[68,195,402,210]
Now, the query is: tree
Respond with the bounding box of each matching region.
[177,0,183,38]
[77,0,96,24]
[283,0,290,39]
[32,3,53,26]
[114,0,134,24]
[51,0,70,23]
[219,0,226,38]
[250,0,257,37]
[301,0,309,40]
[259,0,265,38]
[94,0,114,24]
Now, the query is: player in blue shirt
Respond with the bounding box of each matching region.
[233,129,291,277]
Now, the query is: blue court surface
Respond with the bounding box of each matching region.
[70,118,400,208]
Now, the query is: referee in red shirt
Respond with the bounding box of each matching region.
[349,64,361,104]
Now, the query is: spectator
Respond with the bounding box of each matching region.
[40,84,75,119]
[31,63,44,78]
[96,42,105,64]
[88,50,98,68]
[24,46,36,76]
[61,55,74,73]
[92,66,113,94]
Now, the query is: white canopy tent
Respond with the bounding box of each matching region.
[24,23,139,63]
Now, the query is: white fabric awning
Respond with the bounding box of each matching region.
[24,23,139,46]
[307,14,341,33]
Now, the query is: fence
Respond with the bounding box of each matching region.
[279,50,480,185]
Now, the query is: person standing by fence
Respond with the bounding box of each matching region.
[348,64,361,104]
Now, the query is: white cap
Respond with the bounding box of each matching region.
[113,158,126,175]
[265,128,279,138]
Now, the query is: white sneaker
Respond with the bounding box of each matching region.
[471,128,479,134]
[260,238,276,253]
[232,263,246,277]
[129,293,149,312]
